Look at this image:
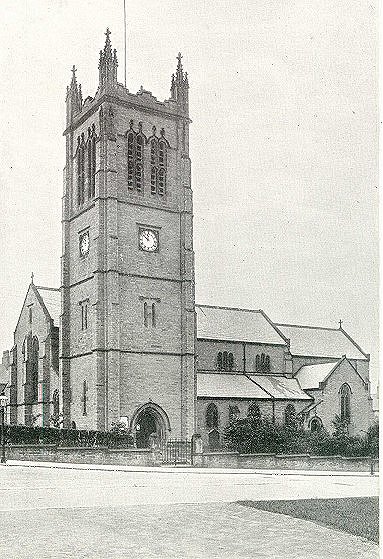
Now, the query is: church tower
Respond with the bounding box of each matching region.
[61,30,195,442]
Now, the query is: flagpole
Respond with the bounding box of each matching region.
[123,0,127,87]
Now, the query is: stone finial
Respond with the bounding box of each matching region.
[31,272,34,284]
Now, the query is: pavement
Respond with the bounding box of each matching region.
[0,461,379,558]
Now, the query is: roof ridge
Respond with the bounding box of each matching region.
[35,286,60,292]
[275,322,339,332]
[298,361,338,369]
[340,328,369,359]
[196,303,262,314]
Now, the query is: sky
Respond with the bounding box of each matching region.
[0,1,378,389]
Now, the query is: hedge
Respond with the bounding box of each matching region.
[3,425,134,448]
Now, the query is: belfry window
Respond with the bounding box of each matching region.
[77,139,86,206]
[87,129,96,199]
[150,137,167,196]
[340,384,351,422]
[127,133,134,189]
[151,140,158,194]
[158,141,167,195]
[127,127,144,192]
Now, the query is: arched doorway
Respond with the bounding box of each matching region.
[131,403,170,449]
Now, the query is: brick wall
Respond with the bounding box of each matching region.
[6,444,157,467]
[195,451,378,472]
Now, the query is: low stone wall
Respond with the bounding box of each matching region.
[195,451,379,473]
[6,445,156,467]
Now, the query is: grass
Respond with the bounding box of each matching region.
[239,497,379,543]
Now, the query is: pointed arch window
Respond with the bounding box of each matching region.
[150,136,167,196]
[52,389,60,417]
[285,404,296,426]
[310,417,322,432]
[127,132,135,190]
[217,352,223,371]
[229,405,240,422]
[151,139,158,194]
[77,139,86,206]
[27,335,39,403]
[87,129,96,199]
[255,353,271,372]
[82,380,88,416]
[248,402,261,422]
[217,351,234,371]
[158,140,167,195]
[340,383,351,422]
[222,351,228,371]
[127,128,144,192]
[206,403,219,429]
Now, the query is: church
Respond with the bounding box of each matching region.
[1,30,374,449]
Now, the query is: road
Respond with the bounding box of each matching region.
[0,462,378,558]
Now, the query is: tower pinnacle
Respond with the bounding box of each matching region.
[66,64,82,121]
[170,52,189,110]
[99,27,118,88]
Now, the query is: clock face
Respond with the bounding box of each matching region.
[79,231,90,256]
[139,229,158,252]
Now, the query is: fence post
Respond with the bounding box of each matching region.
[370,455,375,476]
[191,434,203,467]
[149,433,161,466]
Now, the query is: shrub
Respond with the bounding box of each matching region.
[224,414,379,457]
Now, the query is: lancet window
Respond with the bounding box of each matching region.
[150,131,167,195]
[127,124,145,193]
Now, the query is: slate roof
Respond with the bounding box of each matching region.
[196,305,286,345]
[247,374,312,400]
[36,287,61,326]
[197,373,311,401]
[197,373,272,399]
[295,362,338,390]
[275,323,367,360]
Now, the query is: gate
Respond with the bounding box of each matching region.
[162,439,192,465]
